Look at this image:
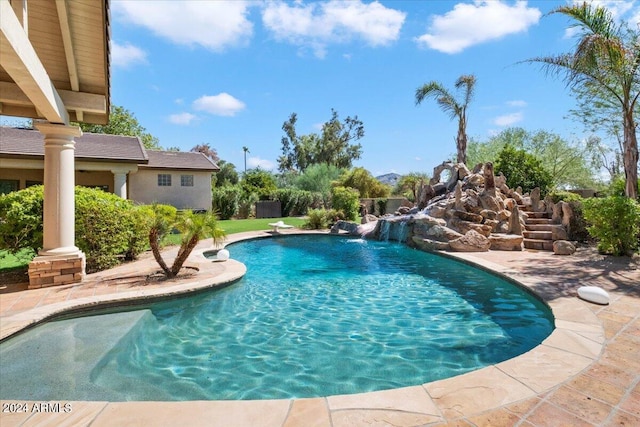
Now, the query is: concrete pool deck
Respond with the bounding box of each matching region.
[0,229,638,426]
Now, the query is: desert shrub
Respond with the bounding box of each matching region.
[330,186,360,221]
[607,176,640,199]
[212,185,241,219]
[0,185,44,254]
[548,190,583,204]
[337,167,391,198]
[303,208,345,229]
[582,196,640,255]
[495,145,553,196]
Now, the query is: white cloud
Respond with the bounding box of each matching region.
[113,1,253,52]
[262,0,406,58]
[248,157,276,170]
[415,1,541,54]
[111,41,147,68]
[168,113,197,125]
[494,112,523,126]
[507,100,527,107]
[193,93,246,117]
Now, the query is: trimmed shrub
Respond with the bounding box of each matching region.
[0,186,151,273]
[238,191,259,219]
[75,187,141,272]
[212,186,241,219]
[583,196,640,256]
[331,186,360,221]
[0,185,44,254]
[125,204,154,260]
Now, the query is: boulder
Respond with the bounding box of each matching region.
[356,221,378,237]
[483,162,496,197]
[424,224,463,242]
[551,225,568,241]
[530,187,542,212]
[450,230,491,252]
[428,205,447,218]
[361,214,378,224]
[452,209,484,223]
[489,234,524,251]
[508,204,524,235]
[480,209,498,220]
[396,206,411,215]
[448,218,493,237]
[412,236,450,251]
[553,240,576,255]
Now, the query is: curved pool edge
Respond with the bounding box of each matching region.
[0,230,607,426]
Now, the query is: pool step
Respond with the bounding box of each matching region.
[0,309,154,401]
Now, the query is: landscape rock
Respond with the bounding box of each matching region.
[450,230,491,252]
[361,214,378,224]
[411,236,451,251]
[553,240,576,255]
[489,234,524,251]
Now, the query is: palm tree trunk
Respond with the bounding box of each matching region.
[149,229,171,276]
[456,118,467,165]
[170,235,200,277]
[623,109,638,199]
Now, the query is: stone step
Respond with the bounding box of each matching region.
[523,230,553,240]
[524,238,554,251]
[525,218,554,225]
[526,224,553,232]
[524,211,550,219]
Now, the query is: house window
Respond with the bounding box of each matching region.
[181,175,194,187]
[25,180,42,188]
[158,174,172,186]
[0,179,19,195]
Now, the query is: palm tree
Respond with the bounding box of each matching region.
[528,2,639,199]
[415,74,477,165]
[242,146,250,174]
[149,205,225,278]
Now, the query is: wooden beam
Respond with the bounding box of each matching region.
[0,0,68,124]
[55,0,82,121]
[0,82,106,114]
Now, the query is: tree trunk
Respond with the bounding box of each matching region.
[170,235,200,277]
[456,128,467,165]
[623,109,638,199]
[149,228,171,277]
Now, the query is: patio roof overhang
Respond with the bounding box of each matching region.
[0,0,110,125]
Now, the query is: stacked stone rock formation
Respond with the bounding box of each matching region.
[331,161,574,254]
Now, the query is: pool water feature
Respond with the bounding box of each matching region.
[0,235,553,401]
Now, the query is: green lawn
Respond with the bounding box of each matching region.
[0,248,35,270]
[163,216,307,245]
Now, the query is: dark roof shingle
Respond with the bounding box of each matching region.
[0,127,147,163]
[142,150,219,171]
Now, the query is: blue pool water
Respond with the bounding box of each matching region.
[0,235,553,401]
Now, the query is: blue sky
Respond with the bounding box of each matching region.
[10,0,640,176]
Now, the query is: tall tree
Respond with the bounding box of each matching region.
[528,2,639,198]
[415,74,476,165]
[191,143,219,163]
[278,109,364,172]
[74,105,161,149]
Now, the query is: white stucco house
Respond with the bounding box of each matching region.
[0,126,219,211]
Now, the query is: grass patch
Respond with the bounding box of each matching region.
[0,248,35,271]
[163,217,308,246]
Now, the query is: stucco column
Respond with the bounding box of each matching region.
[112,169,128,198]
[35,122,82,256]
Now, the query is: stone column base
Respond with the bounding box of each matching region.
[28,252,86,289]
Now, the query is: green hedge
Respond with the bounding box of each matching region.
[0,186,151,272]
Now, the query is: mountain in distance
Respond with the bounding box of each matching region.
[376,173,402,187]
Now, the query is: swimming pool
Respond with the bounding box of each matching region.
[0,235,554,401]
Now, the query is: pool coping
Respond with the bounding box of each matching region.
[0,230,607,426]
